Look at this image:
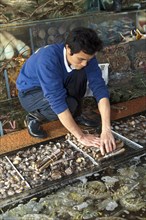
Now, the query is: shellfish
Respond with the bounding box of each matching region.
[120,192,146,211]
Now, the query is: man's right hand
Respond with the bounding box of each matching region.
[77,133,101,148]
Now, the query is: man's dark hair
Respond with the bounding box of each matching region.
[65,27,103,55]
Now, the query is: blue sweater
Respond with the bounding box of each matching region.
[16,43,109,114]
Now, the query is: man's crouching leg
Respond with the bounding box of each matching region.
[25,110,48,138]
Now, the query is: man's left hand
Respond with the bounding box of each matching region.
[100,130,116,155]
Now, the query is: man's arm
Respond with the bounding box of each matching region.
[58,109,101,147]
[98,97,116,155]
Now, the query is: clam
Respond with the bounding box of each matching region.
[65,167,73,175]
[7,189,15,196]
[51,170,62,180]
[13,155,22,165]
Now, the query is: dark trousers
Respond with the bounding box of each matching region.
[18,69,87,121]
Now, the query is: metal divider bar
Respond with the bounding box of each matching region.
[29,27,35,53]
[0,121,4,136]
[5,156,31,189]
[4,69,11,99]
[112,130,143,149]
[67,139,99,166]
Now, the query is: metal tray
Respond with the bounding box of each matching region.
[111,111,146,147]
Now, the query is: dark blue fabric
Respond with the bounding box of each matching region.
[18,88,57,121]
[16,43,109,115]
[18,69,86,121]
[18,89,80,121]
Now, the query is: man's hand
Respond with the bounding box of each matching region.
[77,131,116,156]
[58,108,116,155]
[97,98,116,155]
[100,130,116,155]
[77,133,101,148]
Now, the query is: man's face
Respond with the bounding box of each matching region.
[66,46,95,70]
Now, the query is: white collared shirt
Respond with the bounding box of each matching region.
[63,47,75,72]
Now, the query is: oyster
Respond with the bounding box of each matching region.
[120,192,146,211]
[85,180,110,199]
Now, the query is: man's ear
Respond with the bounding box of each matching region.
[66,44,73,56]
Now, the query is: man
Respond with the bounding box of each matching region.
[16,27,116,155]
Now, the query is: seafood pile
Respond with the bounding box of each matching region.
[0,157,30,199]
[0,139,95,200]
[0,31,30,101]
[1,152,146,219]
[0,31,30,134]
[31,19,84,50]
[0,74,7,101]
[89,17,135,46]
[0,31,30,61]
[0,55,28,101]
[66,132,126,163]
[0,0,85,24]
[0,0,145,25]
[32,16,136,51]
[112,113,146,146]
[0,128,139,204]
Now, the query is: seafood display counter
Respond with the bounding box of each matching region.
[0,126,145,213]
[1,151,146,219]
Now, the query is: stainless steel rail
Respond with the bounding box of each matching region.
[5,156,31,189]
[112,130,143,149]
